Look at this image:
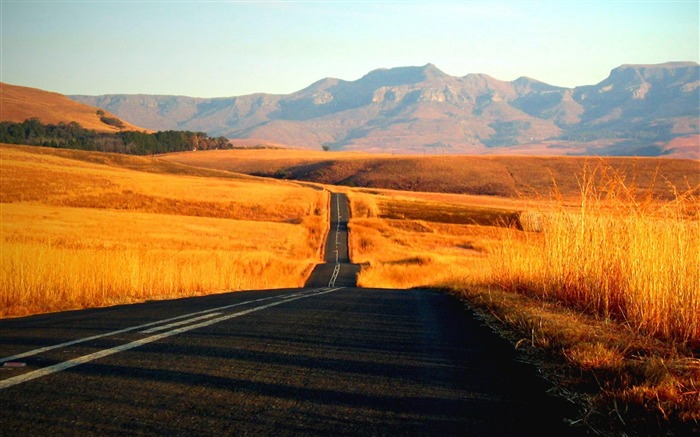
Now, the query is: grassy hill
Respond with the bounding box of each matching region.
[1,82,147,132]
[161,149,700,200]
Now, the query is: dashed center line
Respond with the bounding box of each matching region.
[329,194,342,287]
[140,312,223,334]
[0,294,285,365]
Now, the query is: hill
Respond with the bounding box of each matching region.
[0,82,147,133]
[70,62,699,158]
[161,149,700,201]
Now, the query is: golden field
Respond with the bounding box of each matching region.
[0,144,328,316]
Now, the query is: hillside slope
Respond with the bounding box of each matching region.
[1,82,147,133]
[161,149,700,200]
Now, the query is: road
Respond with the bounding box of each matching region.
[0,193,583,436]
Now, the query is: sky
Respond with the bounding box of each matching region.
[1,1,698,98]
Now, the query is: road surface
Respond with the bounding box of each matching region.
[0,193,583,436]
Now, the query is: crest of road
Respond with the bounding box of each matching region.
[0,192,584,436]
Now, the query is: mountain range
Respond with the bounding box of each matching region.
[46,62,700,158]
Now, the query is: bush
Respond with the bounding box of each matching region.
[100,116,125,128]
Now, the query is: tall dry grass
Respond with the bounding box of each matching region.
[1,145,328,317]
[491,165,700,344]
[348,165,699,344]
[1,240,309,316]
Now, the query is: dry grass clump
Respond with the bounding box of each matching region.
[478,166,700,433]
[0,145,327,317]
[491,164,700,345]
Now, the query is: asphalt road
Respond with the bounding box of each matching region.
[0,193,583,436]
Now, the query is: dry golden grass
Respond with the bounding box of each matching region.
[0,82,146,132]
[0,145,328,317]
[160,148,381,175]
[348,164,700,345]
[490,166,700,344]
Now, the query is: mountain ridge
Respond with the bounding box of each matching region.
[49,62,700,158]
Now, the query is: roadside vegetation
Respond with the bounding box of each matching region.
[0,118,231,155]
[0,144,328,317]
[344,165,699,436]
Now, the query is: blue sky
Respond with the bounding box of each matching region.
[2,1,698,97]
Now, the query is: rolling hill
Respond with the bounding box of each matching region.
[0,82,147,133]
[161,149,700,201]
[70,62,699,158]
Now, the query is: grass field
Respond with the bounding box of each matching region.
[0,144,328,317]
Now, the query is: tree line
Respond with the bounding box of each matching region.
[0,118,230,155]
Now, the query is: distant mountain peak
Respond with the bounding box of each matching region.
[359,63,449,87]
[420,63,448,78]
[606,61,699,83]
[462,73,501,84]
[513,76,544,85]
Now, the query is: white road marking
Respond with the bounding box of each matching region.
[328,194,343,287]
[140,312,223,334]
[0,287,343,390]
[0,289,323,365]
[328,264,341,288]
